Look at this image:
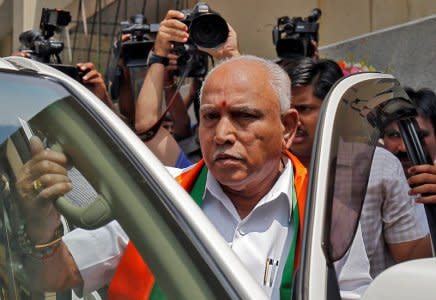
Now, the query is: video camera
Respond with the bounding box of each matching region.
[18,8,85,83]
[174,2,229,78]
[272,8,322,58]
[119,14,159,67]
[19,8,71,64]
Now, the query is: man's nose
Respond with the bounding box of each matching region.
[398,139,407,152]
[214,117,236,145]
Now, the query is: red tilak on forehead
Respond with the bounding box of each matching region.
[219,100,227,107]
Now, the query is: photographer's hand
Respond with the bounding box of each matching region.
[154,10,189,57]
[311,40,320,60]
[77,62,113,109]
[12,50,31,58]
[166,53,179,72]
[408,164,436,204]
[198,23,240,61]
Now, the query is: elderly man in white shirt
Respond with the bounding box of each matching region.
[17,53,372,300]
[16,10,372,300]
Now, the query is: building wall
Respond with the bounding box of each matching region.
[4,0,436,60]
[0,32,11,57]
[207,0,436,59]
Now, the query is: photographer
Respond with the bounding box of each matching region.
[74,61,129,124]
[14,8,124,124]
[11,47,114,116]
[135,9,239,167]
[110,26,198,136]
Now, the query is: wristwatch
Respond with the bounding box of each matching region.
[147,52,169,67]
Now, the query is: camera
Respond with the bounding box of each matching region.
[174,2,229,78]
[18,8,84,83]
[19,8,71,64]
[272,8,322,58]
[181,2,229,49]
[106,14,159,102]
[119,14,159,67]
[174,45,209,78]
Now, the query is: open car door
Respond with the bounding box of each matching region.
[296,72,436,300]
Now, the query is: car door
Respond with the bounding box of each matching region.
[296,72,436,300]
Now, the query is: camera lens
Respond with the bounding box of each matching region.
[189,14,229,48]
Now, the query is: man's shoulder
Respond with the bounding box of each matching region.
[372,146,404,174]
[166,163,199,178]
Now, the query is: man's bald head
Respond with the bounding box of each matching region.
[200,55,292,114]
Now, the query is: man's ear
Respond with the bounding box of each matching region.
[282,108,299,149]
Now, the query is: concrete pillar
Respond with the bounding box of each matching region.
[12,0,37,51]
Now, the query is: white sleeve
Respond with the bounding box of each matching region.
[335,224,373,300]
[62,220,129,296]
[415,202,430,233]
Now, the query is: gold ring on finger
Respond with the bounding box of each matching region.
[33,179,43,192]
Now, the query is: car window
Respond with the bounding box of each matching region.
[0,70,242,299]
[0,72,69,144]
[296,73,432,300]
[326,87,379,261]
[0,72,113,299]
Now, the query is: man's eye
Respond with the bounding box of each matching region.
[418,131,430,139]
[234,112,256,119]
[203,112,219,121]
[294,106,312,113]
[386,131,401,138]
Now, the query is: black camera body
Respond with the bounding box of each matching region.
[272,8,321,58]
[174,2,228,78]
[19,30,64,63]
[120,14,159,67]
[18,8,85,83]
[19,8,71,64]
[174,44,209,78]
[39,8,71,39]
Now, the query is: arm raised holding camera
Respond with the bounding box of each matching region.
[135,10,191,167]
[77,61,131,125]
[135,9,240,167]
[76,62,113,109]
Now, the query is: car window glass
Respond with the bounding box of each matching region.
[0,71,234,299]
[326,93,378,261]
[0,73,171,299]
[324,77,431,267]
[0,72,68,144]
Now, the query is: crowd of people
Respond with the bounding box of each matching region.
[12,6,436,300]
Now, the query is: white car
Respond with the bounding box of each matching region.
[0,56,435,300]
